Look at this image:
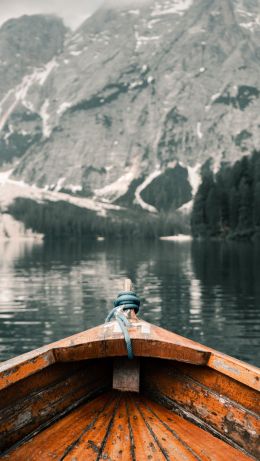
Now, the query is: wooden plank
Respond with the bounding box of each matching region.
[0,320,211,392]
[0,376,109,453]
[101,397,132,460]
[53,322,211,365]
[135,396,200,461]
[0,308,259,396]
[0,362,111,452]
[2,393,257,461]
[0,362,85,411]
[63,395,119,460]
[143,364,260,458]
[208,352,260,391]
[142,397,253,461]
[0,351,55,392]
[2,393,112,460]
[126,394,166,460]
[124,278,134,291]
[171,362,260,414]
[113,358,140,392]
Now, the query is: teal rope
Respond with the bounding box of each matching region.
[106,291,140,360]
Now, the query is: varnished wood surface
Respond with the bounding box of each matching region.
[1,317,259,396]
[1,279,258,459]
[2,391,254,461]
[142,359,260,458]
[0,316,259,459]
[113,358,140,392]
[0,319,211,393]
[0,360,112,453]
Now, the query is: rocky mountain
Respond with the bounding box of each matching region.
[0,0,260,216]
[0,15,66,99]
[0,15,67,165]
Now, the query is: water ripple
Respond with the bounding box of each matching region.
[0,239,259,366]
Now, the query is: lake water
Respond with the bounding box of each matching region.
[0,239,259,367]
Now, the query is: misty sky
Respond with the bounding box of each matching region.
[0,0,104,29]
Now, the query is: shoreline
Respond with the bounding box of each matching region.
[160,235,192,242]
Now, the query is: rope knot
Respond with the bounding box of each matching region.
[114,291,140,314]
[105,290,141,360]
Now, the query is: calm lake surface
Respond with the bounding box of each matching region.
[0,239,259,366]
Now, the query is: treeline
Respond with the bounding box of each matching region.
[191,151,260,240]
[8,198,190,240]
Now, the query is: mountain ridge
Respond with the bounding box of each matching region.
[0,0,260,217]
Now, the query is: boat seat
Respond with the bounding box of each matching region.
[2,391,253,461]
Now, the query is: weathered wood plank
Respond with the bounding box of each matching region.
[0,361,111,452]
[172,362,260,414]
[2,392,258,461]
[143,362,260,458]
[126,394,166,460]
[101,397,132,460]
[2,393,112,460]
[142,397,253,461]
[135,397,200,461]
[113,358,140,392]
[63,395,118,460]
[208,352,260,391]
[0,319,211,392]
[0,351,55,391]
[0,361,85,411]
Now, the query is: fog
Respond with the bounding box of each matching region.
[0,0,104,29]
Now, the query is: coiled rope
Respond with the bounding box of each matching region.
[106,291,140,360]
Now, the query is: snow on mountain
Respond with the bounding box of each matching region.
[0,168,122,216]
[135,168,162,213]
[0,0,260,216]
[151,0,194,16]
[94,167,137,202]
[234,0,260,32]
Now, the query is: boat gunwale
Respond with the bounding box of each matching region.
[0,318,259,393]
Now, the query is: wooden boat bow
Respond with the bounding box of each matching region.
[0,318,210,390]
[0,279,259,460]
[0,308,258,393]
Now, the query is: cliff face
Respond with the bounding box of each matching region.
[0,15,67,99]
[0,0,260,214]
[0,15,67,166]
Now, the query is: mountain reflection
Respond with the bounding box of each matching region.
[0,239,259,366]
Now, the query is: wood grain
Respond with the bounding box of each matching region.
[141,397,253,461]
[2,393,112,460]
[0,319,211,393]
[126,394,166,460]
[1,316,259,395]
[0,360,111,453]
[142,360,260,458]
[2,392,255,461]
[0,308,259,460]
[101,397,132,460]
[113,358,140,392]
[173,362,260,414]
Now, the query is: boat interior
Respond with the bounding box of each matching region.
[0,356,259,460]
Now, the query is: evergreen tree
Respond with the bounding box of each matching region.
[192,152,260,239]
[229,186,240,232]
[216,162,231,231]
[191,161,214,237]
[238,176,253,232]
[254,183,260,227]
[252,151,260,229]
[205,184,220,236]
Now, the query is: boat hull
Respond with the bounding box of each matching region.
[0,318,259,460]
